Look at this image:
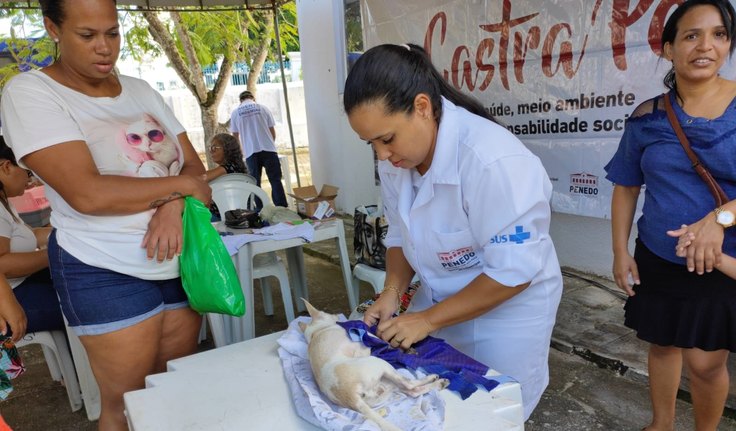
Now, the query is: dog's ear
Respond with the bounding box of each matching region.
[302,298,319,318]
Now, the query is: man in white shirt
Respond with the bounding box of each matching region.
[230,90,288,207]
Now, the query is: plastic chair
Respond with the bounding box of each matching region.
[16,330,83,413]
[351,264,420,307]
[209,172,257,187]
[209,181,294,346]
[60,320,101,421]
[351,263,387,304]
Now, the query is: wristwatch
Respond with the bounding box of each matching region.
[714,207,736,228]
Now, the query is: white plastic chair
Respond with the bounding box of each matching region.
[351,264,420,308]
[209,181,294,346]
[351,263,387,303]
[16,330,83,413]
[209,172,257,187]
[61,320,101,421]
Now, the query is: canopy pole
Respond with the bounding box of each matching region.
[272,4,301,187]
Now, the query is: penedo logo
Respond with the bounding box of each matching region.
[569,172,598,196]
[490,225,531,245]
[437,246,480,271]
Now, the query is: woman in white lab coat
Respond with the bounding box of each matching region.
[343,43,563,420]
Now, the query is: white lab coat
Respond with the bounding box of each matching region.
[378,98,563,420]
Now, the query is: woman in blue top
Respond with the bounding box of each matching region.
[606,1,736,429]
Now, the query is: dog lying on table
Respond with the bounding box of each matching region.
[298,300,449,431]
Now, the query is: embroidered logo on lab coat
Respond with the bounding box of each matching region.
[490,226,531,245]
[437,246,480,272]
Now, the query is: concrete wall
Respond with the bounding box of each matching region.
[157,82,309,154]
[550,213,638,277]
[295,0,379,213]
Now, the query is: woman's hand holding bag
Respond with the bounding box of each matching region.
[179,197,245,316]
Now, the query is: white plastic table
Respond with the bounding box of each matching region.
[223,219,355,342]
[124,331,525,431]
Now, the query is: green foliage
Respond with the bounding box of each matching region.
[121,12,162,61]
[0,4,300,88]
[275,3,299,55]
[178,10,248,65]
[0,9,54,88]
[344,0,363,53]
[123,6,298,70]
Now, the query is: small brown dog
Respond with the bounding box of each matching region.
[298,300,449,431]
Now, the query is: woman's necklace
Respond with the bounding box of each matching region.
[47,64,121,97]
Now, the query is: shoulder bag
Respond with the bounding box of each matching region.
[353,205,388,270]
[663,92,729,206]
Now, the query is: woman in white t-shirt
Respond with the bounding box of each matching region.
[0,0,211,429]
[0,139,62,337]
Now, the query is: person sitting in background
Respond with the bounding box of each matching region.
[204,133,248,182]
[0,273,26,343]
[205,133,248,221]
[0,138,62,336]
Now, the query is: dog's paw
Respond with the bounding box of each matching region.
[438,378,450,390]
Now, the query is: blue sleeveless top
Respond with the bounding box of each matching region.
[605,93,736,263]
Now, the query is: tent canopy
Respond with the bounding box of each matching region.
[0,0,290,11]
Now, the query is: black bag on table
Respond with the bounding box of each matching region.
[353,205,388,270]
[224,209,263,229]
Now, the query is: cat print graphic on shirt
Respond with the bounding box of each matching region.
[117,113,181,177]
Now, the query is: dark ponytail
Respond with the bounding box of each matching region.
[344,43,496,123]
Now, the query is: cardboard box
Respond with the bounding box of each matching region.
[288,184,339,219]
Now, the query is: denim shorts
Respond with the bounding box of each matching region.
[48,231,190,336]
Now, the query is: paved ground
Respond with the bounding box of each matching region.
[2,216,736,430]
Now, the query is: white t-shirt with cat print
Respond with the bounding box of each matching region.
[1,70,186,280]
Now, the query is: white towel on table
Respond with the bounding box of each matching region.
[221,222,315,255]
[277,316,445,431]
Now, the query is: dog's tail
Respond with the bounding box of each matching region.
[351,397,402,431]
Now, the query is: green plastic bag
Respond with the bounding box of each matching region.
[179,197,245,316]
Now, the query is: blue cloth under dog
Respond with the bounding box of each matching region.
[277,316,445,431]
[336,320,516,400]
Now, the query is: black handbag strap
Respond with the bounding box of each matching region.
[663,92,729,206]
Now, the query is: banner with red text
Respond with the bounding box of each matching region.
[360,0,736,218]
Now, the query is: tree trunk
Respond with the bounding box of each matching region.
[143,11,237,168]
[143,11,207,103]
[201,105,219,168]
[246,11,274,94]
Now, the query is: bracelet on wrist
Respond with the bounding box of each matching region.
[381,285,402,304]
